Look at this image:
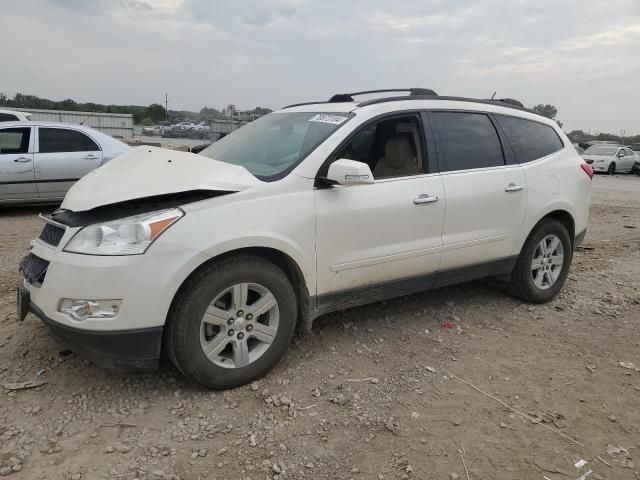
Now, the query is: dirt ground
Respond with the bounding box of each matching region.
[0,175,638,480]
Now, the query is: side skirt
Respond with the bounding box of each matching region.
[310,256,518,324]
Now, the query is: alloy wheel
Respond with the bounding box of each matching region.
[199,282,279,369]
[530,234,564,290]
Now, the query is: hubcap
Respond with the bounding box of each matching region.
[531,234,564,290]
[200,282,279,369]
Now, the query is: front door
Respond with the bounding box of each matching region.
[430,111,527,271]
[35,127,103,198]
[0,127,36,201]
[315,114,445,297]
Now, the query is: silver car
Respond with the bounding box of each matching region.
[0,121,130,204]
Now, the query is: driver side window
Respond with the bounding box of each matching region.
[334,115,425,179]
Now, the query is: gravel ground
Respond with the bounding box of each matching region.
[0,174,639,480]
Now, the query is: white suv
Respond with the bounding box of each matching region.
[18,89,593,388]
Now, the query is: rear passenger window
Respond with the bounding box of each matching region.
[495,115,564,163]
[0,128,30,154]
[432,112,505,171]
[39,128,99,153]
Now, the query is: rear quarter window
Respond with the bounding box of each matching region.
[495,115,564,163]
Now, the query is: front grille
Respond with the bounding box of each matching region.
[38,222,66,247]
[20,254,50,285]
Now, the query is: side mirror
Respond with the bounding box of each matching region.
[326,159,374,186]
[617,151,625,158]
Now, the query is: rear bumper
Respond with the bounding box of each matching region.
[29,302,162,372]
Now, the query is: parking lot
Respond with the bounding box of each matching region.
[0,175,638,480]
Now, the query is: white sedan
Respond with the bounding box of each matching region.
[0,121,130,204]
[582,145,639,174]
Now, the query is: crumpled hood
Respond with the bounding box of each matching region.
[61,146,261,211]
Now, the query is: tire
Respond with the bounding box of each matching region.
[608,162,616,175]
[165,255,297,389]
[509,219,572,304]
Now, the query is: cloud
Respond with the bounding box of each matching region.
[0,0,639,133]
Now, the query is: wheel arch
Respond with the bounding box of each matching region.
[520,208,576,254]
[165,246,313,336]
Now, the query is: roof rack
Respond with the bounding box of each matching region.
[356,95,532,114]
[328,88,437,103]
[282,90,534,116]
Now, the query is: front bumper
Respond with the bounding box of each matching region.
[20,227,211,371]
[29,300,162,371]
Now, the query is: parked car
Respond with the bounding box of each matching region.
[0,109,32,122]
[19,88,592,389]
[162,121,195,138]
[582,145,639,174]
[0,121,130,204]
[141,125,162,136]
[628,143,640,152]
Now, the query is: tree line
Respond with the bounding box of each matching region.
[532,104,638,145]
[1,93,636,144]
[0,92,272,126]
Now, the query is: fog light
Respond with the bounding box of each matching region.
[58,299,121,321]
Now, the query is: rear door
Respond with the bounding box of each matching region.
[34,127,103,198]
[430,111,526,272]
[0,126,36,201]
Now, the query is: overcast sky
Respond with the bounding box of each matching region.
[2,0,639,133]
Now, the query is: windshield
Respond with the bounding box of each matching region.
[199,112,351,180]
[585,146,618,156]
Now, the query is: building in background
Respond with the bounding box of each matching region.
[2,108,133,138]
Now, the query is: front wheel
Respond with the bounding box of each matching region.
[509,219,572,303]
[165,255,297,389]
[608,162,616,175]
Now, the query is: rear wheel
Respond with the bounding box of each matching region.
[165,255,297,389]
[608,162,616,175]
[509,219,572,303]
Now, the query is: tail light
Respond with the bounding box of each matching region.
[581,163,594,180]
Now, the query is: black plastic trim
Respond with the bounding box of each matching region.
[312,256,518,317]
[29,302,162,372]
[0,178,79,186]
[575,229,587,247]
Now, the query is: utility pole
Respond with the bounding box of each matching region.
[165,93,168,121]
[621,129,626,144]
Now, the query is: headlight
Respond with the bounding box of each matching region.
[64,208,183,255]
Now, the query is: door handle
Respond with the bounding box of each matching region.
[83,155,99,160]
[413,194,439,205]
[505,183,524,192]
[13,157,31,163]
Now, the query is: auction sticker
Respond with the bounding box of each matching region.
[309,114,348,125]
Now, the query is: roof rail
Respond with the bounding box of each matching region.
[328,88,437,102]
[356,95,536,115]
